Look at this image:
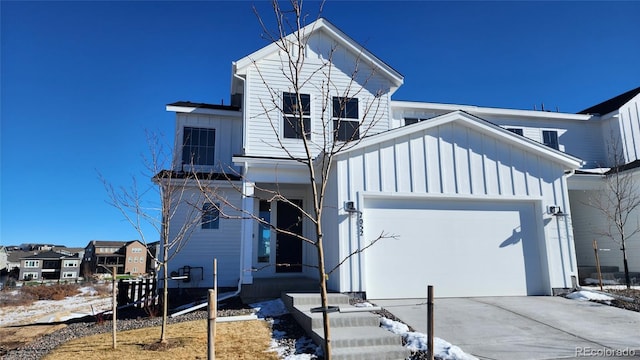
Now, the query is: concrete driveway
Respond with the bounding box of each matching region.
[373,296,640,360]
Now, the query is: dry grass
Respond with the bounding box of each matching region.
[43,319,279,360]
[0,284,81,308]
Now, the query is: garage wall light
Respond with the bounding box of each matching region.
[548,205,567,216]
[344,201,358,213]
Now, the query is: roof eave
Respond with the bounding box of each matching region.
[234,18,403,87]
[339,111,583,170]
[391,100,593,121]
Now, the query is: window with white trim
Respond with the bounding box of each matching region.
[63,260,78,267]
[23,272,38,280]
[202,202,220,229]
[404,117,427,126]
[24,260,39,268]
[283,92,311,139]
[63,272,76,278]
[506,128,523,136]
[542,130,559,150]
[182,127,216,165]
[333,97,359,141]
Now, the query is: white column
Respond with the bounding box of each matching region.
[240,180,255,284]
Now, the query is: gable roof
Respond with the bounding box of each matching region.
[336,110,582,170]
[88,240,129,248]
[578,86,640,115]
[233,18,403,89]
[21,250,78,260]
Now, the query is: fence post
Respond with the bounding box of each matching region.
[111,266,117,349]
[427,285,434,360]
[208,288,217,360]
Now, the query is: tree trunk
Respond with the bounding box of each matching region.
[160,243,169,343]
[622,240,631,289]
[316,234,332,360]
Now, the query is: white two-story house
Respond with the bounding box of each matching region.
[162,18,639,299]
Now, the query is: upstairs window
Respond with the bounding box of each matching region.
[182,127,215,166]
[24,260,39,268]
[542,130,559,150]
[506,128,523,136]
[202,202,220,229]
[333,97,359,141]
[283,92,311,139]
[404,117,427,126]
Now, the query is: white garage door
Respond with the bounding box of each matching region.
[363,198,547,298]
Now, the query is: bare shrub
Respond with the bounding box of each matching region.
[0,289,37,307]
[21,283,80,301]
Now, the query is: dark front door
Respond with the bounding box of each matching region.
[276,199,303,273]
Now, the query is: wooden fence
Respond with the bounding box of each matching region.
[117,277,157,308]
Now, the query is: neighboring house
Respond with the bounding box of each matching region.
[146,241,160,274]
[18,250,81,281]
[567,88,640,284]
[0,246,8,272]
[161,18,639,298]
[83,240,148,276]
[6,250,29,272]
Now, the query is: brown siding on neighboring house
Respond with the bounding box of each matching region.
[124,241,147,276]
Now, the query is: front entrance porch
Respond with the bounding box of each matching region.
[240,276,318,303]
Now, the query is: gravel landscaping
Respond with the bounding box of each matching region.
[1,297,281,360]
[3,289,638,360]
[602,288,640,312]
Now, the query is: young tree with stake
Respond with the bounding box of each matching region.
[196,2,396,358]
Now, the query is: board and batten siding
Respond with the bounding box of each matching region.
[243,49,392,159]
[173,113,243,173]
[166,186,243,288]
[391,105,607,169]
[328,119,578,293]
[614,94,640,164]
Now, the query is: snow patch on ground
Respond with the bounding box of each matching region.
[566,290,615,302]
[251,299,321,359]
[250,298,290,318]
[381,317,478,360]
[0,291,111,327]
[354,301,374,307]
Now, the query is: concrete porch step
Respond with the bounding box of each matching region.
[332,345,411,360]
[311,326,403,348]
[293,305,382,329]
[282,292,410,360]
[282,292,351,307]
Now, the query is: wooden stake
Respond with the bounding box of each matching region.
[593,240,603,291]
[208,289,217,360]
[427,285,434,360]
[112,266,117,349]
[213,258,217,291]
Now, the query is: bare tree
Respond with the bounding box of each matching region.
[101,132,205,344]
[195,2,394,358]
[588,143,640,289]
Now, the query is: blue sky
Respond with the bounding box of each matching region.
[2,1,639,249]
